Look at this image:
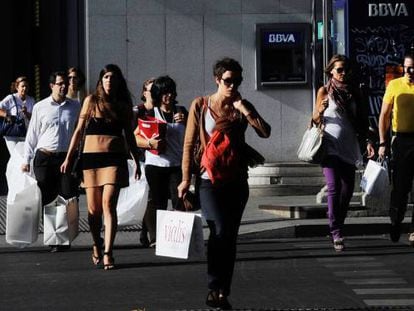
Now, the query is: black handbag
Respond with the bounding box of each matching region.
[174,176,201,212]
[71,122,87,180]
[71,152,83,180]
[0,95,26,137]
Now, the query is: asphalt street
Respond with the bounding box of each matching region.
[1,234,414,311]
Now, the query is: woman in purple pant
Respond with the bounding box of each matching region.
[313,54,375,251]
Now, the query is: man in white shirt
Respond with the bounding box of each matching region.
[22,71,81,252]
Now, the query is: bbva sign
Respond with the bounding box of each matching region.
[368,3,409,17]
[268,33,296,43]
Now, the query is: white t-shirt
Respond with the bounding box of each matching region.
[145,107,186,167]
[323,96,362,167]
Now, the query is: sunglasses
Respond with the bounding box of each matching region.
[68,76,78,80]
[54,81,66,86]
[405,66,414,74]
[334,67,346,74]
[221,77,243,87]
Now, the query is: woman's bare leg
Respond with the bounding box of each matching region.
[86,187,104,264]
[102,184,120,268]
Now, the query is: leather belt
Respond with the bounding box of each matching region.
[39,148,67,156]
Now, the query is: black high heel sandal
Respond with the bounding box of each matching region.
[103,251,115,270]
[91,237,104,265]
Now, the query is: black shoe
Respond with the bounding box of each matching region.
[206,290,232,310]
[49,245,71,253]
[139,233,150,248]
[390,223,401,242]
[206,290,220,308]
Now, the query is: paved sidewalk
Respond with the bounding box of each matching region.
[2,193,412,249]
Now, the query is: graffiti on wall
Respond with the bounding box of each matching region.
[349,24,414,128]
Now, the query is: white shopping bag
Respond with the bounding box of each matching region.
[117,160,149,227]
[6,143,42,248]
[155,210,204,259]
[6,174,42,248]
[6,142,31,204]
[360,159,390,197]
[43,196,79,245]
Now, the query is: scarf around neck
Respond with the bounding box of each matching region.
[326,78,353,115]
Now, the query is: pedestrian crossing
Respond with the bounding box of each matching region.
[0,195,141,234]
[294,238,414,308]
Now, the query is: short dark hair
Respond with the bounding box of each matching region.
[49,71,67,84]
[151,76,177,106]
[213,57,243,79]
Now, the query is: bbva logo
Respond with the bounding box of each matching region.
[268,33,296,43]
[368,3,409,17]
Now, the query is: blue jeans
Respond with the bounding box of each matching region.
[322,156,355,240]
[200,178,249,296]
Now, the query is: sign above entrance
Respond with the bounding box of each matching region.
[368,3,409,17]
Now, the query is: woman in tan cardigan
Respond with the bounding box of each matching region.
[178,57,270,309]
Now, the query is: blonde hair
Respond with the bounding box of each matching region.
[10,76,29,93]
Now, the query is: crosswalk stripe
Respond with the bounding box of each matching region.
[345,278,407,285]
[354,288,414,295]
[334,270,396,277]
[324,262,384,268]
[317,256,376,262]
[364,299,414,306]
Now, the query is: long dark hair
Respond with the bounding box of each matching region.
[90,64,133,122]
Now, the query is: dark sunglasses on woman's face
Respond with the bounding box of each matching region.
[221,77,243,87]
[405,66,414,74]
[335,67,345,74]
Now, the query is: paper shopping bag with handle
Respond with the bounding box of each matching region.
[43,196,79,245]
[155,210,204,259]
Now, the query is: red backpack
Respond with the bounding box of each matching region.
[200,129,240,184]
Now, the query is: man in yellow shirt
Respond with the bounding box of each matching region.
[379,54,414,244]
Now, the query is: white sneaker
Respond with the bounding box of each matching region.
[408,233,414,246]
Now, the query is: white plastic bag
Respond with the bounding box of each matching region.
[117,160,149,227]
[360,159,390,197]
[43,196,79,245]
[6,143,42,247]
[155,210,204,259]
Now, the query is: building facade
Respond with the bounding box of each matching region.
[85,0,318,163]
[2,0,414,194]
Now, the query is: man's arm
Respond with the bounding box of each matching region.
[378,100,393,159]
[22,104,40,171]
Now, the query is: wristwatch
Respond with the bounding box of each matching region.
[378,142,387,147]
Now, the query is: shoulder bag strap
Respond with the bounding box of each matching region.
[11,95,19,115]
